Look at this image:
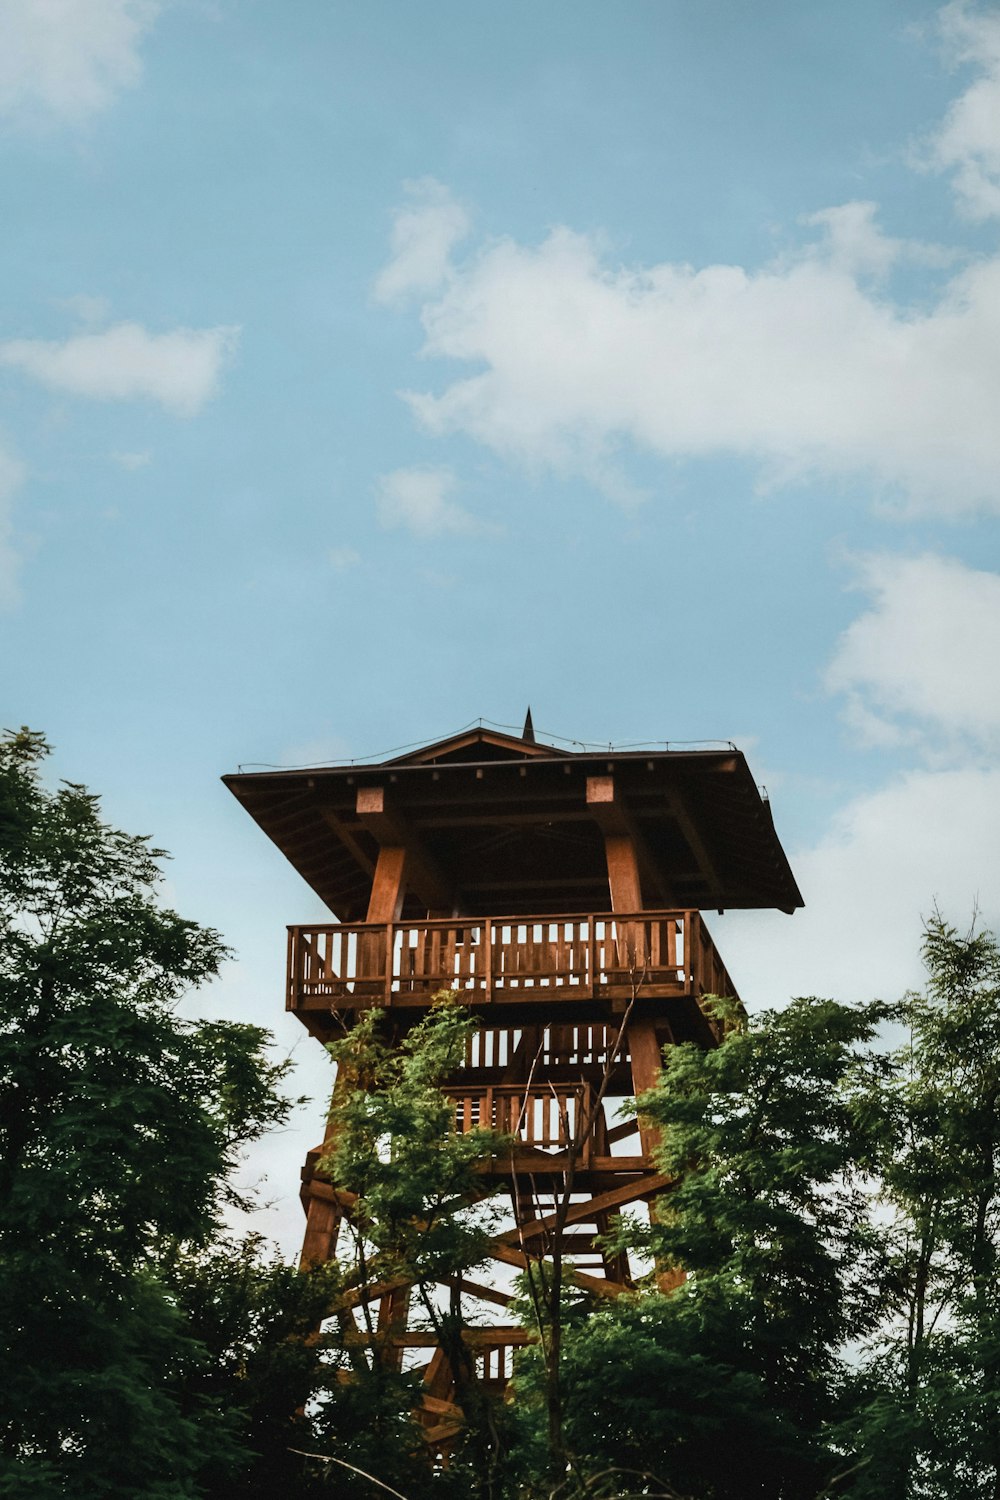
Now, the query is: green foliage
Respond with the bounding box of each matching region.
[325,998,503,1290]
[0,729,296,1497]
[633,996,890,1424]
[510,1291,817,1500]
[503,996,891,1498]
[158,1238,341,1499]
[836,916,1000,1499]
[317,999,510,1499]
[6,727,1000,1498]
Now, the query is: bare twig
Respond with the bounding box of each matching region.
[288,1447,412,1498]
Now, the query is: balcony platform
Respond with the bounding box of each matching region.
[286,907,737,1042]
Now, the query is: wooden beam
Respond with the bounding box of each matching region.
[440,1275,513,1309]
[489,1242,627,1298]
[299,1194,340,1269]
[356,786,455,911]
[321,806,375,877]
[604,834,642,913]
[586,774,677,908]
[498,1172,669,1246]
[667,789,724,907]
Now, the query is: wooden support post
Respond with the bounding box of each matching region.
[367,844,408,923]
[626,1015,685,1293]
[299,1191,340,1269]
[588,775,646,974]
[356,785,454,912]
[586,771,677,909]
[298,1064,355,1270]
[377,1283,412,1373]
[358,844,407,996]
[627,1017,663,1159]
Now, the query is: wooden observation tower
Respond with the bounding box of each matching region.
[224,719,801,1424]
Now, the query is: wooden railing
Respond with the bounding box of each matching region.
[444,1082,594,1163]
[287,909,738,1010]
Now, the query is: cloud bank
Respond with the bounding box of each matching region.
[376,15,1000,515]
[381,215,1000,515]
[727,547,1000,1009]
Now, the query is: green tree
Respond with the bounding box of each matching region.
[510,995,891,1499]
[0,729,294,1497]
[842,917,1000,1500]
[305,998,510,1498]
[158,1237,340,1500]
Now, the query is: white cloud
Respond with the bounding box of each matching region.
[931,1,1000,219]
[110,449,151,469]
[328,545,360,571]
[803,201,905,279]
[0,0,159,125]
[722,765,1000,1010]
[58,293,112,326]
[373,178,471,306]
[802,201,953,278]
[377,25,1000,514]
[0,321,239,415]
[392,215,1000,514]
[723,543,1000,1012]
[0,442,27,610]
[826,553,1000,753]
[375,466,492,537]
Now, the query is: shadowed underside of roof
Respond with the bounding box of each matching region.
[223,725,803,920]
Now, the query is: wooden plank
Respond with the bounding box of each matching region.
[500,1172,669,1245]
[489,1242,627,1298]
[440,1276,513,1309]
[420,1394,464,1419]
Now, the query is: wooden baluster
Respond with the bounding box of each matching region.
[443,925,457,988]
[650,919,662,977]
[286,928,296,1010]
[483,918,492,1003]
[580,1086,592,1166]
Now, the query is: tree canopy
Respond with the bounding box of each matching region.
[0,729,295,1496]
[3,727,1000,1498]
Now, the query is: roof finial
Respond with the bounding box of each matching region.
[522,707,535,744]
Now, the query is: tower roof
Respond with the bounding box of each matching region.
[223,724,803,919]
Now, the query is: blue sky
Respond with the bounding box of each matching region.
[3,0,1000,1253]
